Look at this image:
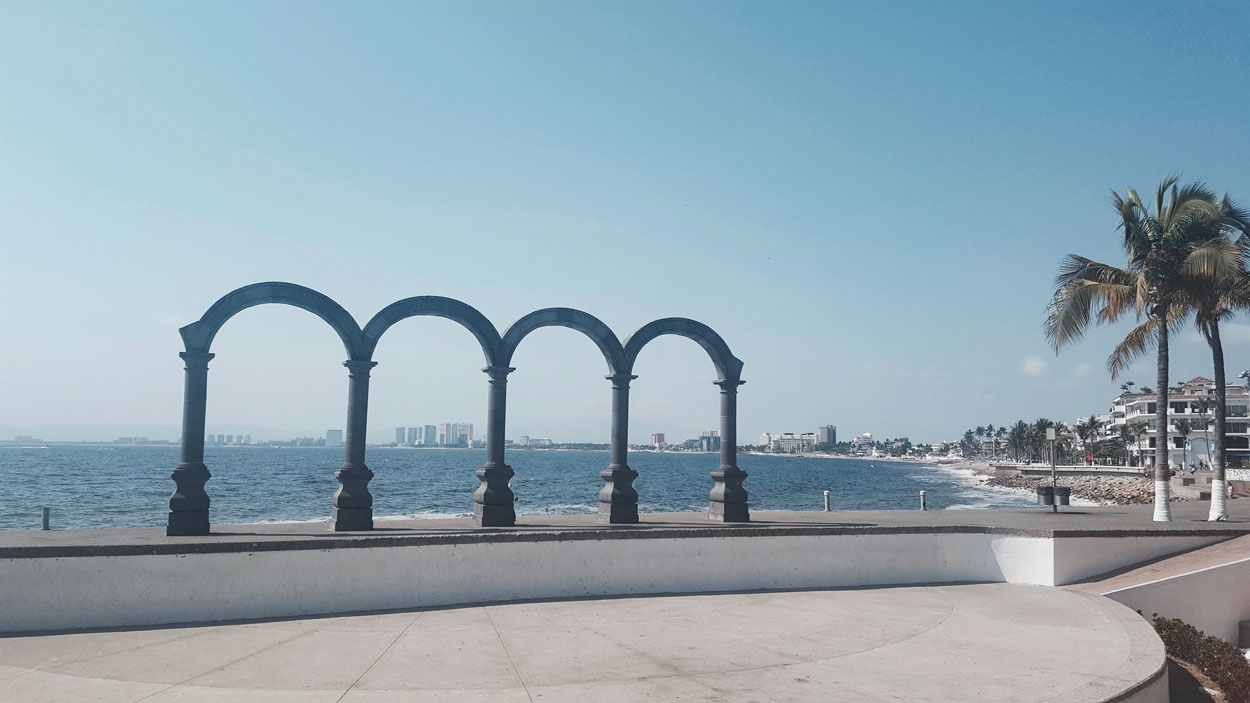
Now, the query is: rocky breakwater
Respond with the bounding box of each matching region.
[987,473,1184,504]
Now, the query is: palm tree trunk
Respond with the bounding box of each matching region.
[1154,307,1173,521]
[1209,321,1229,521]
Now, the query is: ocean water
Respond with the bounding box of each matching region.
[0,445,1039,531]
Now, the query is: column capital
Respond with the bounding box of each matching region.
[714,378,746,389]
[482,366,515,380]
[606,373,638,385]
[343,359,379,374]
[179,351,215,368]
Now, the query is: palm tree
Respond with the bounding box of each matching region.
[1076,415,1104,463]
[1045,178,1246,521]
[1008,421,1029,462]
[1178,271,1250,520]
[1121,381,1136,394]
[1194,395,1213,467]
[985,423,996,460]
[1119,422,1139,467]
[1174,418,1193,471]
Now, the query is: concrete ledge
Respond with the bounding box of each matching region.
[1,507,1242,633]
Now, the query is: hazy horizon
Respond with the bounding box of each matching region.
[2,2,1247,446]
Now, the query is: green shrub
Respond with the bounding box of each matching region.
[1152,614,1250,703]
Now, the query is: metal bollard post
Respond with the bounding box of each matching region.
[919,491,926,511]
[823,490,830,511]
[41,507,50,530]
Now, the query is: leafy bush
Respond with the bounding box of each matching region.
[1152,614,1250,703]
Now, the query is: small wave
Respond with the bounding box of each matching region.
[254,516,331,525]
[376,511,472,521]
[516,503,597,516]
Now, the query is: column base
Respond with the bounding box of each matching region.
[167,511,209,536]
[708,502,750,522]
[331,507,373,531]
[474,502,516,527]
[598,502,639,524]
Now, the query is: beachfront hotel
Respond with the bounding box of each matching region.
[1103,377,1250,468]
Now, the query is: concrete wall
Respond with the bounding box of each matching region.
[2,529,1228,634]
[1052,535,1229,586]
[1104,556,1250,644]
[0,533,1054,632]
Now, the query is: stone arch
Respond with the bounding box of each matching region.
[500,308,626,375]
[361,297,503,366]
[622,318,744,381]
[179,282,366,358]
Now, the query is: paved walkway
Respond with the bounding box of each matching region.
[0,584,1161,702]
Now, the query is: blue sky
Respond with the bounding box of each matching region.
[1,1,1248,444]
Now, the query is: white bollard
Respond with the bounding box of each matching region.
[919,491,926,511]
[823,490,830,511]
[41,507,50,530]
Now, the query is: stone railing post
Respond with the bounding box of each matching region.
[168,351,214,536]
[709,378,749,522]
[475,366,516,526]
[333,359,378,531]
[600,373,640,523]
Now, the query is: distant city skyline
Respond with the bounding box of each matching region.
[1,3,1246,444]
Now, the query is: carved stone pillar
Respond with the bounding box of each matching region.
[475,366,516,526]
[168,351,214,536]
[600,373,639,523]
[709,378,749,522]
[333,359,377,531]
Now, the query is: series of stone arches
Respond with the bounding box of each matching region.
[167,282,748,536]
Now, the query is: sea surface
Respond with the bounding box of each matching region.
[0,445,1040,531]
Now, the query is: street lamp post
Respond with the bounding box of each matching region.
[1047,427,1058,514]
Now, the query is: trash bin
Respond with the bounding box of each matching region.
[1053,486,1071,506]
[1036,485,1054,506]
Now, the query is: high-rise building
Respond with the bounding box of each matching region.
[225,434,234,444]
[326,430,343,448]
[216,434,225,445]
[395,427,406,444]
[420,425,437,446]
[700,430,720,453]
[406,427,419,444]
[437,422,474,447]
[651,433,665,448]
[818,425,837,445]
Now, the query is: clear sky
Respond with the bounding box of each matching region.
[1,1,1248,445]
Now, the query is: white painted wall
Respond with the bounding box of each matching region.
[1104,556,1250,644]
[1,533,1052,632]
[0,531,1229,633]
[1052,535,1230,586]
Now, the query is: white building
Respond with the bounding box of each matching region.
[437,422,474,447]
[760,432,816,452]
[1104,377,1250,468]
[325,430,343,448]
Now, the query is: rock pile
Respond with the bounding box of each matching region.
[986,473,1185,504]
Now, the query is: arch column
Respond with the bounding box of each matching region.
[168,351,214,536]
[709,379,749,522]
[600,374,639,523]
[475,366,516,526]
[333,359,377,531]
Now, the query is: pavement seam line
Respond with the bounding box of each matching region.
[129,617,347,702]
[334,610,426,703]
[485,605,536,703]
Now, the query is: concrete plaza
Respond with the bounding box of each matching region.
[0,583,1163,703]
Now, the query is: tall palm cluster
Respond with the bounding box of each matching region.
[1045,178,1250,522]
